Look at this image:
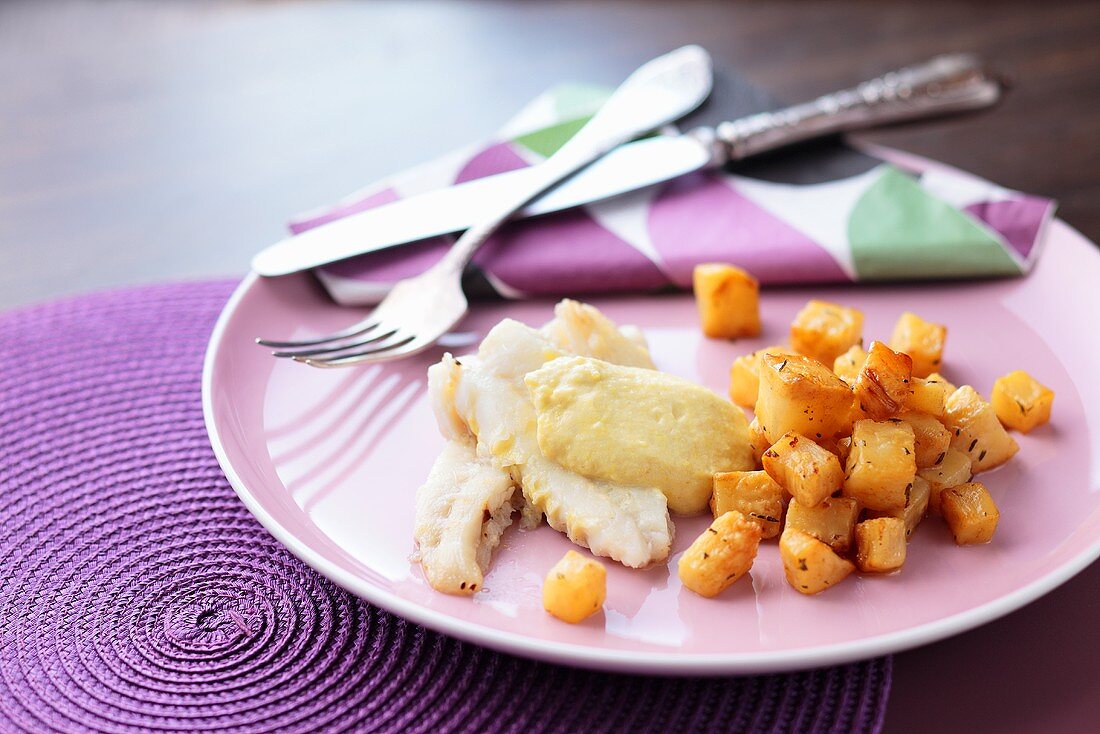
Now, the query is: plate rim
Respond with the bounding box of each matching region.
[202,218,1100,675]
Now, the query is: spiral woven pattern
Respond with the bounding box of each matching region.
[0,281,891,733]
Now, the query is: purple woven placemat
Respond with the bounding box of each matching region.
[0,280,891,733]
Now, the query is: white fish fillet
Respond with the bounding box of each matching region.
[415,302,670,594]
[540,299,655,369]
[414,440,518,595]
[447,320,673,568]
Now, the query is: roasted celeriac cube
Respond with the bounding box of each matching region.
[919,449,973,515]
[729,353,760,409]
[784,496,860,553]
[756,352,855,444]
[898,412,951,468]
[780,528,855,595]
[711,470,786,539]
[944,386,1019,472]
[991,370,1054,433]
[842,419,917,512]
[835,436,852,463]
[789,299,864,366]
[816,436,846,461]
[855,341,913,420]
[846,399,872,427]
[542,550,606,623]
[833,344,868,386]
[729,345,793,408]
[762,432,845,508]
[748,416,771,466]
[678,511,762,597]
[693,264,761,339]
[868,475,930,539]
[905,375,954,417]
[855,517,907,572]
[901,474,931,538]
[941,482,1000,545]
[926,372,957,392]
[889,311,946,378]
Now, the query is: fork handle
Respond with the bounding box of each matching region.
[703,53,1002,163]
[433,154,590,274]
[433,45,712,274]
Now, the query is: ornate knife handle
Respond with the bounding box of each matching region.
[703,54,1003,163]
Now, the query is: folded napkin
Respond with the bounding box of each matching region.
[291,66,1055,306]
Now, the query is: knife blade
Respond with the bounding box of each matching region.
[251,134,715,277]
[252,53,1002,278]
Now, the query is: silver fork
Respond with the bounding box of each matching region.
[256,45,713,367]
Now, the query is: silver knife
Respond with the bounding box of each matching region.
[253,53,1001,278]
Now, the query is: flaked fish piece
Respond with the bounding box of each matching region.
[517,496,544,530]
[540,299,655,369]
[519,449,672,568]
[414,440,519,595]
[427,352,469,442]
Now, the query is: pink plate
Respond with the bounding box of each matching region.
[203,218,1100,675]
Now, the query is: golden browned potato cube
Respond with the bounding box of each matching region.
[711,470,786,539]
[905,375,954,418]
[918,449,973,515]
[678,511,762,597]
[868,475,930,539]
[855,341,913,420]
[756,353,855,444]
[762,432,845,508]
[542,550,606,623]
[941,482,1000,545]
[926,372,957,391]
[889,311,947,378]
[833,344,868,386]
[901,474,931,538]
[747,416,771,466]
[843,419,916,512]
[991,370,1054,433]
[729,353,759,408]
[855,517,907,572]
[846,399,872,427]
[835,437,852,464]
[945,386,1019,472]
[785,496,860,553]
[780,528,855,595]
[728,345,792,408]
[693,264,762,339]
[898,412,952,468]
[816,436,845,460]
[790,299,864,366]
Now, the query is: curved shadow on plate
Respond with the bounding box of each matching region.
[298,377,427,514]
[266,352,439,515]
[264,366,378,440]
[267,366,389,466]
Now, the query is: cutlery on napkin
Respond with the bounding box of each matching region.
[283,58,1056,306]
[254,54,1001,278]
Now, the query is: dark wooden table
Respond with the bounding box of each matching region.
[3,0,1098,309]
[3,1,1097,730]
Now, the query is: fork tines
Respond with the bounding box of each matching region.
[257,323,422,367]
